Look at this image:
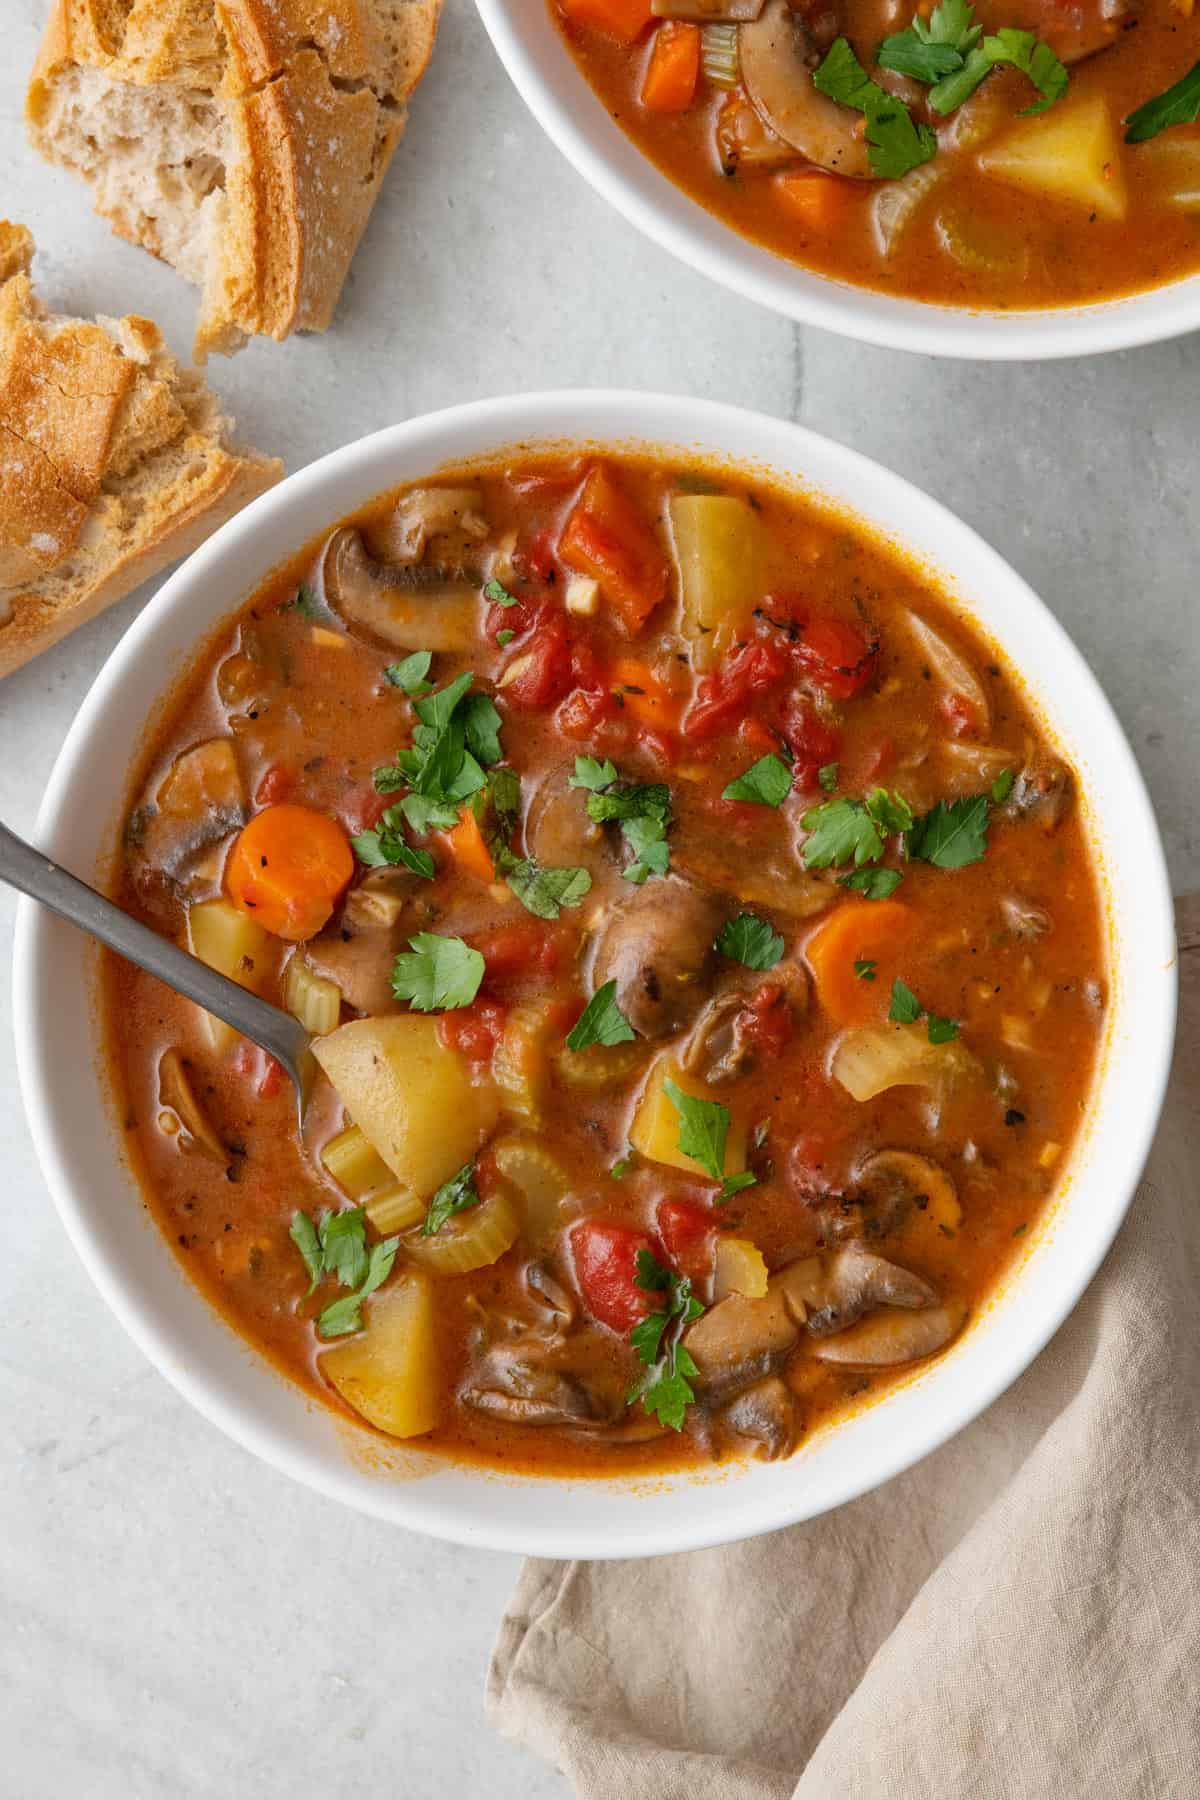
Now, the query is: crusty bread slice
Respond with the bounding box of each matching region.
[27,0,443,359]
[0,221,282,680]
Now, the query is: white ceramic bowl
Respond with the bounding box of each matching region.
[476,1,1200,360]
[14,391,1175,1557]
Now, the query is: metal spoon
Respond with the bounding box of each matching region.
[1,819,313,1122]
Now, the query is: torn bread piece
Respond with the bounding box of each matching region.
[26,0,443,359]
[0,222,282,680]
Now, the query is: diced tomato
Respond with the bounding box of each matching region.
[258,1055,285,1099]
[782,697,841,793]
[506,463,585,500]
[558,464,669,632]
[570,1219,657,1333]
[231,1041,285,1098]
[515,528,558,586]
[498,611,574,708]
[940,691,978,738]
[656,1197,715,1286]
[473,918,567,987]
[555,684,623,741]
[684,640,790,741]
[255,764,293,807]
[738,715,779,756]
[437,999,507,1070]
[486,597,535,643]
[791,612,878,700]
[740,982,794,1057]
[787,1133,839,1206]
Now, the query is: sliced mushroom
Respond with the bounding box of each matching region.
[158,1049,226,1163]
[366,487,489,566]
[588,874,728,1040]
[724,1376,798,1460]
[715,89,798,175]
[321,528,480,653]
[1000,894,1052,939]
[683,958,809,1085]
[853,1150,961,1239]
[974,0,1134,64]
[804,1244,937,1337]
[343,867,422,932]
[305,918,407,1017]
[740,0,874,180]
[1005,761,1073,832]
[652,0,763,16]
[684,1288,799,1397]
[524,761,608,873]
[460,1344,609,1428]
[810,1302,965,1367]
[769,1256,824,1325]
[138,738,246,879]
[525,1260,577,1327]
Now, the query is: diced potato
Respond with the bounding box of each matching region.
[312,1016,500,1201]
[669,494,763,673]
[320,1273,439,1439]
[321,1124,393,1200]
[629,1056,748,1179]
[978,95,1127,221]
[714,1237,769,1301]
[188,896,272,1054]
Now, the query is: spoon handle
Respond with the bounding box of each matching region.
[1,820,312,1108]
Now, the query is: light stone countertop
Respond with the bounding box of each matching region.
[1,3,1197,1796]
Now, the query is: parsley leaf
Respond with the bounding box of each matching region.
[569,755,620,792]
[573,759,674,883]
[499,852,593,920]
[927,1011,961,1044]
[483,576,519,606]
[585,782,672,824]
[320,1206,370,1291]
[461,692,503,768]
[486,765,522,831]
[906,794,990,868]
[289,1206,401,1340]
[384,650,433,695]
[422,1160,481,1236]
[399,793,460,836]
[289,1211,324,1291]
[801,796,886,869]
[1126,62,1200,142]
[839,866,903,900]
[879,0,981,81]
[620,814,670,884]
[722,752,793,807]
[855,958,878,981]
[626,1249,705,1432]
[814,38,937,179]
[818,762,840,793]
[865,788,915,834]
[350,805,436,879]
[991,767,1015,804]
[496,628,516,647]
[716,913,785,971]
[566,979,636,1050]
[889,978,923,1023]
[662,1078,755,1202]
[929,28,1067,115]
[391,932,485,1011]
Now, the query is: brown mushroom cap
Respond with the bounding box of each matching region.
[740,0,876,180]
[321,528,481,654]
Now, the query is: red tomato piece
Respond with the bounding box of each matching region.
[258,1055,285,1099]
[783,697,841,793]
[255,764,293,807]
[558,464,669,632]
[437,999,507,1070]
[684,640,790,741]
[570,1219,657,1333]
[499,611,574,708]
[656,1197,716,1286]
[486,597,535,643]
[515,528,558,586]
[555,685,622,741]
[792,613,879,700]
[473,919,567,988]
[740,982,794,1057]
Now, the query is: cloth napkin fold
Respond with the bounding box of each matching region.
[489,893,1200,1800]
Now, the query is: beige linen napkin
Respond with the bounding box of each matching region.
[489,893,1200,1800]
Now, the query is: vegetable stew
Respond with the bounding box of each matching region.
[550,0,1200,310]
[105,448,1106,1477]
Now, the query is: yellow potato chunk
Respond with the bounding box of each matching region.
[629,1056,747,1179]
[321,1273,438,1439]
[714,1237,769,1301]
[313,1016,499,1201]
[978,94,1127,221]
[188,897,271,1055]
[669,494,763,673]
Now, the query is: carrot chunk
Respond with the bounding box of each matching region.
[225,803,354,942]
[445,804,496,884]
[640,22,701,113]
[773,170,855,233]
[559,0,654,45]
[804,899,916,1026]
[607,656,683,731]
[558,464,669,632]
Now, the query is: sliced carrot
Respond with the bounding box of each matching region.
[559,0,654,45]
[225,803,354,943]
[773,170,855,233]
[445,804,496,884]
[804,899,916,1027]
[558,463,670,633]
[640,22,700,113]
[608,656,683,731]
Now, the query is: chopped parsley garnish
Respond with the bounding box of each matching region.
[570,756,673,883]
[610,1155,633,1180]
[879,0,1067,118]
[663,1078,756,1202]
[716,913,785,971]
[854,958,878,981]
[818,762,840,793]
[626,1249,704,1432]
[350,807,436,879]
[496,628,516,647]
[566,979,636,1051]
[483,576,520,606]
[839,866,904,900]
[289,1206,399,1339]
[384,650,433,695]
[865,789,915,834]
[1126,62,1200,142]
[422,1160,481,1236]
[906,794,990,868]
[483,765,522,834]
[813,38,937,179]
[801,794,887,868]
[991,767,1015,805]
[722,752,793,808]
[495,846,592,920]
[889,977,960,1043]
[391,931,485,1011]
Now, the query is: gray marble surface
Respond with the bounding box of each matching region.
[1,2,1197,1795]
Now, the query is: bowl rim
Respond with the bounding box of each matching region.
[12,389,1178,1556]
[474,0,1200,362]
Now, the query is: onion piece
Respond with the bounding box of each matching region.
[904,609,991,734]
[832,1022,980,1103]
[873,164,942,258]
